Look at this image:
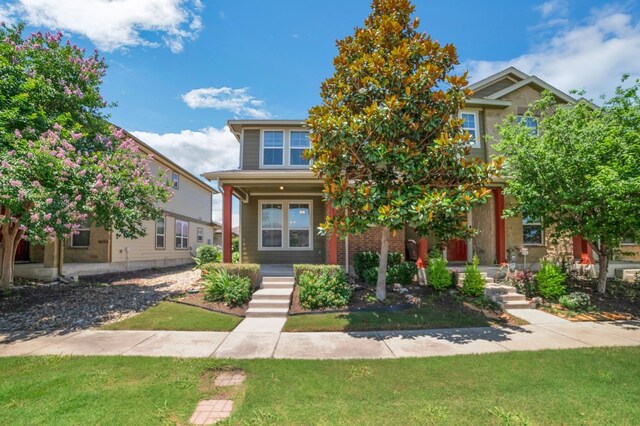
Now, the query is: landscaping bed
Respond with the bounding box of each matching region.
[539,276,639,321]
[172,291,248,316]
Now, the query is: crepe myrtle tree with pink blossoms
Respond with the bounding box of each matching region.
[0,24,171,288]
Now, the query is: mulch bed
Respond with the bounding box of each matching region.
[173,291,248,317]
[540,276,639,321]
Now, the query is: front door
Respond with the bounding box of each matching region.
[15,240,30,262]
[446,239,467,262]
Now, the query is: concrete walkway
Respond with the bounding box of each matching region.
[2,317,639,359]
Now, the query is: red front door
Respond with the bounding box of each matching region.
[447,239,467,262]
[15,240,30,262]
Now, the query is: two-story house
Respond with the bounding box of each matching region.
[204,67,640,271]
[15,130,219,280]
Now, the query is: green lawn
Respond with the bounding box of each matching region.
[101,301,242,331]
[284,303,491,332]
[2,347,640,425]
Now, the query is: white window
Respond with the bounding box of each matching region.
[71,219,90,248]
[175,219,189,249]
[289,131,311,166]
[460,112,480,147]
[621,238,638,246]
[517,116,538,135]
[523,216,543,245]
[171,171,179,189]
[197,227,203,243]
[262,131,284,166]
[155,217,165,249]
[288,203,310,248]
[259,201,313,250]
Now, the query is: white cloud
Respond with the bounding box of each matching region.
[5,0,203,53]
[182,87,271,118]
[131,126,239,224]
[467,7,640,99]
[536,0,568,18]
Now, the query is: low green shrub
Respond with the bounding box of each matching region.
[193,245,221,268]
[363,267,379,286]
[537,262,566,300]
[298,270,351,310]
[504,269,537,298]
[293,264,343,284]
[201,263,261,289]
[353,251,403,279]
[203,269,252,306]
[427,255,452,291]
[387,262,417,286]
[461,255,485,297]
[232,237,239,252]
[232,252,240,264]
[558,292,591,311]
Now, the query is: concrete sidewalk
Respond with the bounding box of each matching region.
[2,319,639,359]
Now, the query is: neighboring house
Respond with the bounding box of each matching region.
[15,131,218,280]
[204,67,640,270]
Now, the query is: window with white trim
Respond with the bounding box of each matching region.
[621,238,638,246]
[260,203,283,248]
[523,216,543,245]
[262,131,284,166]
[259,201,313,250]
[155,217,165,249]
[289,131,310,166]
[175,219,189,249]
[517,116,538,135]
[460,112,480,147]
[71,219,90,247]
[197,227,203,243]
[171,171,179,189]
[288,203,310,248]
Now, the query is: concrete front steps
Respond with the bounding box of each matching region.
[457,270,533,309]
[245,277,294,318]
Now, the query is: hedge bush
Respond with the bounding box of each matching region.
[353,251,403,279]
[293,264,343,284]
[203,269,252,306]
[298,269,351,310]
[461,255,485,297]
[193,245,221,268]
[537,262,566,300]
[363,267,379,286]
[427,256,452,290]
[201,263,261,289]
[558,291,591,311]
[387,262,417,286]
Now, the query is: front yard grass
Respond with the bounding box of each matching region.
[283,298,491,332]
[2,347,640,425]
[100,301,242,331]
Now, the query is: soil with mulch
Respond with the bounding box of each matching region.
[173,291,248,316]
[541,276,639,321]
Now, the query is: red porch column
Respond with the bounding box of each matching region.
[573,235,594,263]
[493,188,506,264]
[222,184,233,263]
[417,238,428,268]
[327,203,338,265]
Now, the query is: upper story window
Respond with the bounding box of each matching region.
[460,112,480,148]
[171,171,180,189]
[289,131,311,166]
[517,116,538,135]
[262,131,284,166]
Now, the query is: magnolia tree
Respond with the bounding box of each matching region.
[497,83,640,294]
[0,24,171,288]
[307,0,498,300]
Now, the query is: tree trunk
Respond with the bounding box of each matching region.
[597,250,609,294]
[376,227,390,301]
[0,238,15,290]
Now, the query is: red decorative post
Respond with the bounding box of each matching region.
[327,202,338,265]
[493,188,506,264]
[222,184,233,263]
[417,238,428,268]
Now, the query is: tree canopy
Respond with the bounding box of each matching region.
[0,24,171,288]
[307,0,498,299]
[496,81,640,293]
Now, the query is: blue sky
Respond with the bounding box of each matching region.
[2,0,640,223]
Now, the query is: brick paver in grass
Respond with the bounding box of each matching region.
[214,371,246,387]
[189,400,233,425]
